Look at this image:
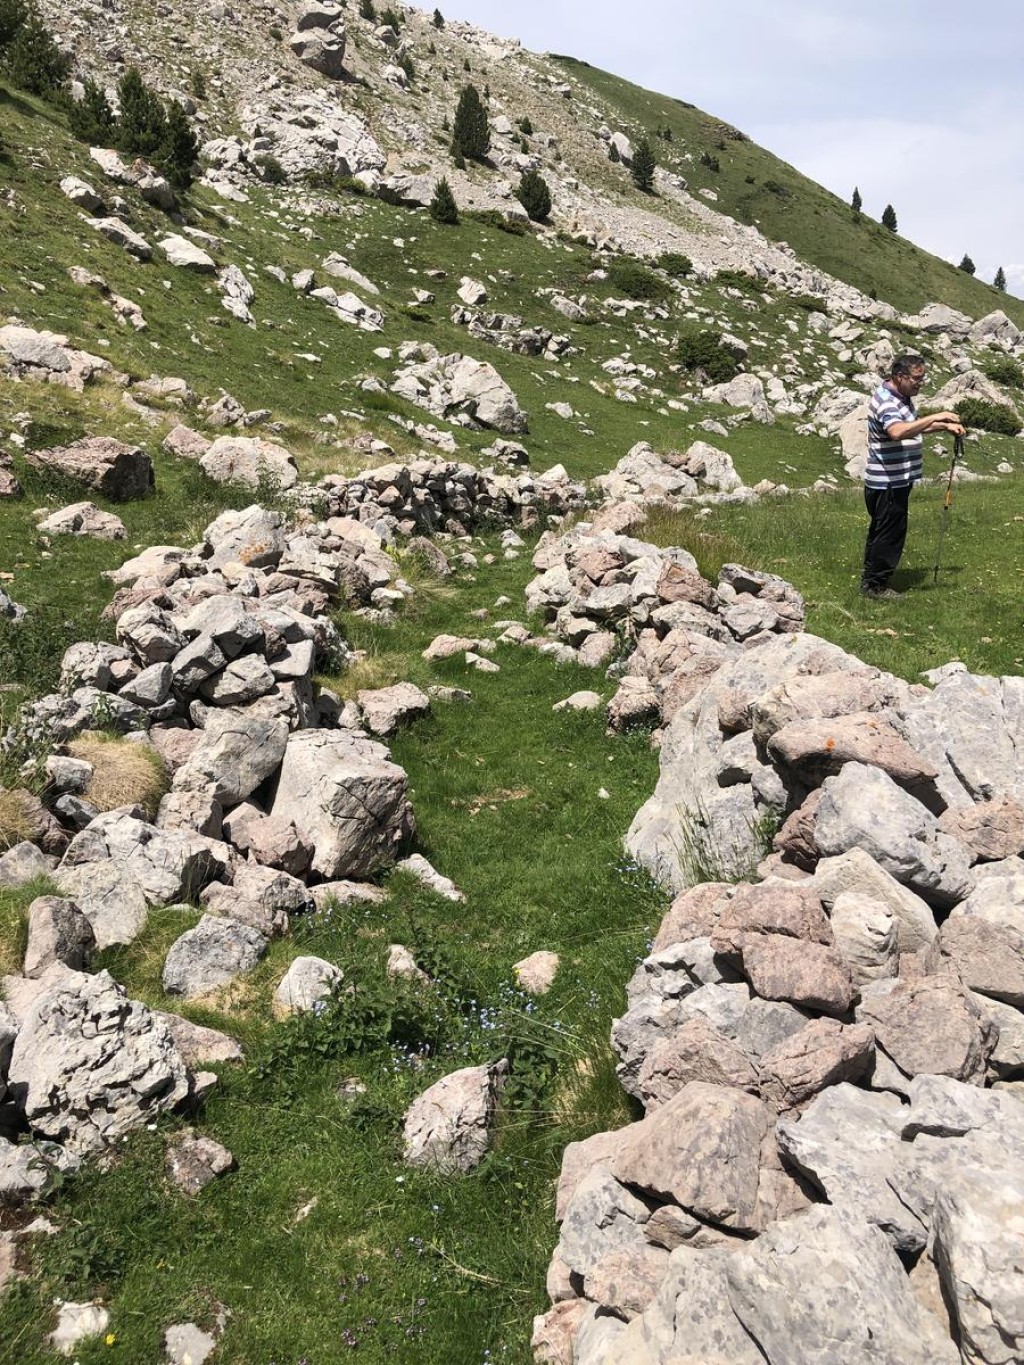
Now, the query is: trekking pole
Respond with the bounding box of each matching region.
[933,431,965,583]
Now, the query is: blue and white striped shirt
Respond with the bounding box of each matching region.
[865,381,922,488]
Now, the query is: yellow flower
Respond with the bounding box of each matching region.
[105,1333,117,1347]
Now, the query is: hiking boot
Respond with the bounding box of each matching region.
[861,585,902,600]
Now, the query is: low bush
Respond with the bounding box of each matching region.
[466,207,525,235]
[606,256,670,303]
[254,153,287,184]
[715,267,765,296]
[983,356,1023,390]
[956,397,1021,436]
[676,326,741,384]
[655,251,692,278]
[699,150,720,172]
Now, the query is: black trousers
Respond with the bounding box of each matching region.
[862,485,911,590]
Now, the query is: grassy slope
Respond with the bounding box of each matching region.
[553,56,1024,323]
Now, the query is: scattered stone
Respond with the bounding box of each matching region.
[403,1060,508,1174]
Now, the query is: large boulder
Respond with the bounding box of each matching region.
[7,969,190,1154]
[199,437,299,490]
[173,708,290,806]
[289,27,347,78]
[24,437,154,501]
[269,729,414,879]
[162,914,268,998]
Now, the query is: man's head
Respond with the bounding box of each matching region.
[890,353,926,399]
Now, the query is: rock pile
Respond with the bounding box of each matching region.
[532,534,1024,1362]
[389,344,530,434]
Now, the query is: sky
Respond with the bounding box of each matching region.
[438,0,1024,300]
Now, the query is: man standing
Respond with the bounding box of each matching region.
[861,353,965,598]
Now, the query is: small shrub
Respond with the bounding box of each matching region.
[190,68,206,100]
[432,6,443,26]
[517,115,533,135]
[255,152,287,185]
[269,24,282,39]
[699,150,720,172]
[397,51,414,83]
[67,76,115,145]
[881,203,898,232]
[606,256,669,303]
[379,5,403,27]
[789,293,825,312]
[744,173,755,184]
[429,174,458,224]
[655,251,692,279]
[994,266,1007,292]
[358,0,375,19]
[715,267,764,296]
[851,186,862,213]
[983,356,1023,390]
[462,55,470,71]
[515,167,551,221]
[0,0,28,52]
[763,178,789,197]
[158,98,199,191]
[955,397,1020,436]
[676,327,741,384]
[608,141,620,163]
[466,207,525,235]
[958,253,976,275]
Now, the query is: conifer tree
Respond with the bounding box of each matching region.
[0,0,27,53]
[429,175,458,224]
[116,66,166,159]
[515,168,551,221]
[851,186,862,213]
[432,7,443,26]
[451,83,489,161]
[958,254,976,275]
[4,5,69,97]
[158,99,199,191]
[881,203,898,232]
[631,135,656,193]
[68,77,116,145]
[994,266,1007,292]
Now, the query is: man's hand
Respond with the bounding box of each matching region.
[930,418,966,436]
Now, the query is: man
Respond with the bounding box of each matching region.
[861,353,965,598]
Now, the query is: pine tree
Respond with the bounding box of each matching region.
[0,0,27,53]
[157,99,199,191]
[958,254,976,275]
[851,186,862,214]
[432,6,443,26]
[67,77,116,145]
[994,266,1007,292]
[4,6,70,97]
[631,135,656,193]
[515,168,551,222]
[429,175,458,224]
[881,203,898,233]
[451,83,489,161]
[116,67,167,159]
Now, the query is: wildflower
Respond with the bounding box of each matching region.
[105,1334,117,1347]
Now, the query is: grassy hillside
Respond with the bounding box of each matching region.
[554,56,1024,323]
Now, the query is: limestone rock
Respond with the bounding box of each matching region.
[165,1131,234,1195]
[403,1059,508,1174]
[25,437,154,501]
[856,977,996,1084]
[274,956,344,1013]
[162,915,268,998]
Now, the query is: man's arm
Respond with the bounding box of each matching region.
[886,410,965,439]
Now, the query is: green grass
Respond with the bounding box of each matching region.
[550,56,1024,323]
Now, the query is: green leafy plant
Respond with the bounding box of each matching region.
[983,356,1023,389]
[655,251,692,278]
[699,149,720,172]
[116,66,167,159]
[67,77,116,145]
[3,4,69,97]
[956,396,1020,436]
[606,255,669,303]
[676,326,741,384]
[254,153,287,185]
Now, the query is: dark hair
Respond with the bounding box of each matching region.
[891,353,925,378]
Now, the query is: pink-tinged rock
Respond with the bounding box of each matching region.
[710,881,833,954]
[162,425,211,460]
[584,1244,671,1321]
[938,795,1024,863]
[856,977,997,1084]
[656,561,716,608]
[750,668,911,745]
[165,1131,234,1195]
[611,1082,771,1232]
[758,1018,875,1110]
[936,914,1024,1008]
[555,1128,630,1221]
[403,1060,508,1174]
[637,1016,759,1107]
[244,814,314,879]
[771,788,823,871]
[530,1300,590,1365]
[24,436,154,501]
[153,1011,243,1065]
[357,682,430,736]
[767,712,940,798]
[733,935,855,1016]
[653,881,734,950]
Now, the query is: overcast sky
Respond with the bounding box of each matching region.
[439,0,1024,300]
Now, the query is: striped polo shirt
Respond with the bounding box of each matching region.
[865,381,922,488]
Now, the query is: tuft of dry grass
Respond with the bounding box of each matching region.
[0,788,41,851]
[66,732,168,818]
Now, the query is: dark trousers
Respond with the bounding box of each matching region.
[862,485,911,590]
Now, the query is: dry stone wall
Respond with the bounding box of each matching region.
[529,503,1024,1365]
